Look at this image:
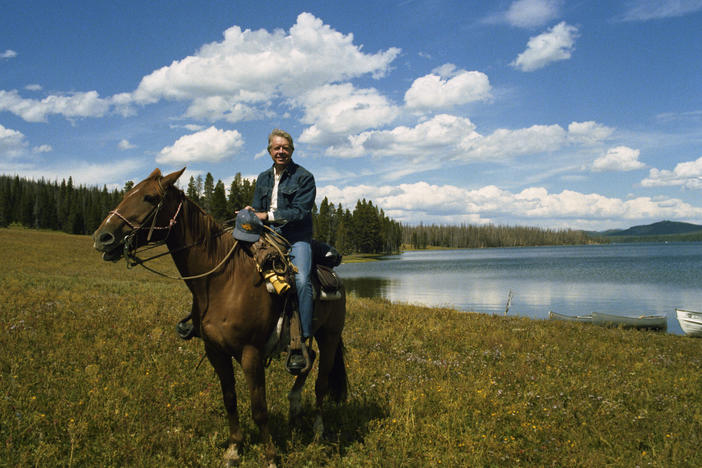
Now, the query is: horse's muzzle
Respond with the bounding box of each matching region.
[93,229,123,262]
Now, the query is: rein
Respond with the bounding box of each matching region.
[113,187,238,281]
[132,239,239,281]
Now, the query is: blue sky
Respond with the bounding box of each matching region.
[1,0,702,230]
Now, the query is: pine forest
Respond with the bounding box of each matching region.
[0,173,596,255]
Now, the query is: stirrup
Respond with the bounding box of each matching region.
[176,314,197,340]
[286,340,314,375]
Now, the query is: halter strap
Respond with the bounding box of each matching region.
[108,199,182,233]
[108,208,141,230]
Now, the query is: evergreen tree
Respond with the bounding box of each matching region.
[241,177,255,206]
[186,176,200,202]
[33,183,48,228]
[0,179,8,227]
[202,173,215,212]
[352,199,382,253]
[19,183,35,227]
[10,176,21,224]
[227,173,245,213]
[340,208,354,254]
[333,205,351,254]
[60,178,75,232]
[211,180,229,221]
[69,194,84,234]
[316,197,333,243]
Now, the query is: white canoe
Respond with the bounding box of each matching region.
[675,308,702,337]
[591,311,667,331]
[548,311,592,322]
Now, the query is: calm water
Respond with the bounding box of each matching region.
[336,242,702,335]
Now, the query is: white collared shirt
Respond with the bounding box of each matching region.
[268,169,283,221]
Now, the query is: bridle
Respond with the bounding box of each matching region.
[108,180,185,267]
[109,182,237,280]
[110,197,183,244]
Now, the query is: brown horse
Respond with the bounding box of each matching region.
[92,168,347,466]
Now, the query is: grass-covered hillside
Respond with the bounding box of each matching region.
[1,227,701,467]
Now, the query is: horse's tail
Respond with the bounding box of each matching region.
[328,337,348,403]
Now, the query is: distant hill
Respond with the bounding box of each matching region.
[585,220,702,242]
[607,220,702,237]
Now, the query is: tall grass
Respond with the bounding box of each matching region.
[1,227,701,466]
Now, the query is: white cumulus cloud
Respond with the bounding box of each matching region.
[326,114,481,159]
[0,124,28,157]
[592,146,645,172]
[156,126,244,164]
[1,49,17,59]
[324,113,612,168]
[404,65,491,111]
[318,181,702,227]
[184,97,262,123]
[297,83,400,146]
[0,89,111,122]
[642,156,702,189]
[511,22,579,72]
[464,124,567,160]
[567,121,614,144]
[131,12,400,124]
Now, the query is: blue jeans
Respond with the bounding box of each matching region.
[290,241,313,338]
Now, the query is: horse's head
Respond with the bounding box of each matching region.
[93,167,185,262]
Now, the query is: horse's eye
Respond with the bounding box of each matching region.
[143,195,159,204]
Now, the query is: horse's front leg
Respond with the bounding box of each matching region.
[241,345,276,467]
[288,370,310,426]
[205,344,243,466]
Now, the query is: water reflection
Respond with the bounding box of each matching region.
[342,277,395,299]
[337,243,702,335]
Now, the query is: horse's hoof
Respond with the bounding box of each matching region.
[313,415,324,442]
[222,445,241,467]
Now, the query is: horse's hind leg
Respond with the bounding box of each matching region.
[241,345,276,466]
[205,344,243,466]
[311,331,343,441]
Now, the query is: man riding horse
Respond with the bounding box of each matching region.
[94,162,347,466]
[179,129,315,373]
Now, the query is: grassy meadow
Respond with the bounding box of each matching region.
[2,226,702,467]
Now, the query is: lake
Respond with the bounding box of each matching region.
[335,242,702,335]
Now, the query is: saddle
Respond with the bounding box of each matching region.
[247,233,343,374]
[249,234,343,301]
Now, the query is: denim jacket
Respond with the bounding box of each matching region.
[252,162,316,243]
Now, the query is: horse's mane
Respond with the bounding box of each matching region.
[176,189,236,261]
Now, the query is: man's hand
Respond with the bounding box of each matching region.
[242,206,268,221]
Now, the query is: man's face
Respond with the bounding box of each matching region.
[269,136,293,169]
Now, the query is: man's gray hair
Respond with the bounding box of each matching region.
[267,129,294,152]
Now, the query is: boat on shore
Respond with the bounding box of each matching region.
[591,311,667,331]
[549,311,667,331]
[548,311,592,322]
[675,308,702,337]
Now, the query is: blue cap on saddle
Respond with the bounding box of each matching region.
[233,209,264,242]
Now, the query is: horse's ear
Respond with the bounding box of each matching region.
[161,167,186,188]
[148,168,163,179]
